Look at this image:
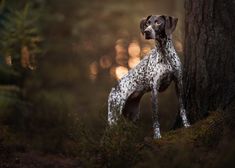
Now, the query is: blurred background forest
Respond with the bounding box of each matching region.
[1,0,235,167]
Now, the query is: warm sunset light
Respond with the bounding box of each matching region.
[175,40,183,53]
[21,46,30,68]
[141,45,152,56]
[5,55,12,66]
[128,57,140,68]
[115,66,128,80]
[127,41,141,68]
[99,55,112,69]
[128,41,141,58]
[89,61,98,80]
[115,39,127,65]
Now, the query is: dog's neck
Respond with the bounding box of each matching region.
[155,36,178,65]
[155,35,172,49]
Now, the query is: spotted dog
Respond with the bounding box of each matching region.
[108,15,190,139]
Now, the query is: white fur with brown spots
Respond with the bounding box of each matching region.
[108,15,190,139]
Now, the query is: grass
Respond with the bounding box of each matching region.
[69,111,226,168]
[1,110,234,168]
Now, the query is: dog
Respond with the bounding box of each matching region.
[108,15,190,139]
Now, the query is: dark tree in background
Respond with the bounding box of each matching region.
[183,0,235,123]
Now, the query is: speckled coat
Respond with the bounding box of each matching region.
[108,37,190,139]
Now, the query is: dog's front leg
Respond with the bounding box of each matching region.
[151,83,161,139]
[174,75,190,127]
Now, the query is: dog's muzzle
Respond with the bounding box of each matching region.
[144,26,155,39]
[144,30,152,39]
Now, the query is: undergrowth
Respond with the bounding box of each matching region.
[1,108,235,168]
[64,110,231,168]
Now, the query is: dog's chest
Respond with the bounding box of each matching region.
[158,69,173,92]
[145,52,175,90]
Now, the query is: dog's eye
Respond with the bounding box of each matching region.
[155,20,160,24]
[147,20,151,25]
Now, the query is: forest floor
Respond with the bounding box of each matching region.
[0,111,234,168]
[0,150,78,168]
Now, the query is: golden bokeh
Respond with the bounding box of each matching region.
[128,41,141,58]
[127,41,141,68]
[99,55,112,69]
[115,39,127,65]
[21,46,30,68]
[89,61,99,80]
[5,55,12,66]
[115,66,128,80]
[128,57,140,69]
[175,40,183,53]
[141,45,152,56]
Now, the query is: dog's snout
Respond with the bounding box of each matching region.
[144,28,154,39]
[144,30,151,35]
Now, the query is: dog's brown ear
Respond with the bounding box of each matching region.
[140,15,152,35]
[140,18,146,35]
[164,16,178,36]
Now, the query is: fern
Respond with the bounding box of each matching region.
[0,3,42,70]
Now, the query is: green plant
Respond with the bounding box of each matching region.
[0,2,43,140]
[99,119,143,168]
[73,116,144,168]
[0,3,42,70]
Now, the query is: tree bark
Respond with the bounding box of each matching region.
[176,0,235,126]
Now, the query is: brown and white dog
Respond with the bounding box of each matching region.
[108,15,190,139]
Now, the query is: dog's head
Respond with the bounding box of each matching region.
[140,15,178,40]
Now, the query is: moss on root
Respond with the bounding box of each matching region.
[133,111,225,168]
[157,111,223,146]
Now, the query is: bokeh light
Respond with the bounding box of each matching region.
[89,61,99,81]
[5,55,12,66]
[128,57,140,69]
[115,39,127,66]
[141,45,152,56]
[115,66,128,80]
[127,41,141,68]
[128,41,141,58]
[99,55,112,69]
[175,40,183,53]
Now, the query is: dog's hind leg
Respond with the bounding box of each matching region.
[174,75,190,127]
[108,100,115,125]
[108,88,119,125]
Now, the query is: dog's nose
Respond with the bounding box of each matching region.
[144,30,151,36]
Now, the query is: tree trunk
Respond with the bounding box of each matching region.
[176,0,235,127]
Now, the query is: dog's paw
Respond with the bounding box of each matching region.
[184,122,190,128]
[153,128,162,139]
[153,134,162,139]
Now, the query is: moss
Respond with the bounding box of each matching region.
[148,111,223,146]
[133,111,225,168]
